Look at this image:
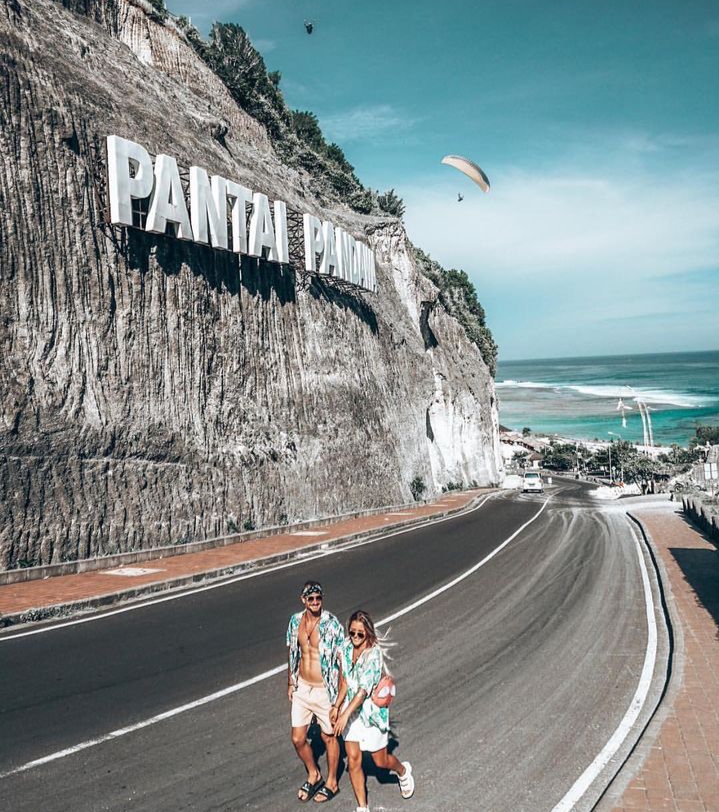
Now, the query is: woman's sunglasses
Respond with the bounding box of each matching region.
[349,630,366,639]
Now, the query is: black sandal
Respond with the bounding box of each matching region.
[314,785,340,803]
[298,778,325,802]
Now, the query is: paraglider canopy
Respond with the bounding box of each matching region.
[441,155,490,193]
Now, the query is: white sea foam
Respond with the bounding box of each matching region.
[495,380,711,408]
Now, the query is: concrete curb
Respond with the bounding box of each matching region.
[0,497,436,586]
[0,491,494,630]
[593,510,683,811]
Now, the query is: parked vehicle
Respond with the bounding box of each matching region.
[522,471,544,493]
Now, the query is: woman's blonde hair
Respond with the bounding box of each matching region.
[348,609,378,647]
[347,609,394,675]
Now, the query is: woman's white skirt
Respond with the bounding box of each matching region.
[343,711,388,752]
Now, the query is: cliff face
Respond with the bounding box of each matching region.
[0,0,502,569]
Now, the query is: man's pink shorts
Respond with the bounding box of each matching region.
[291,677,333,734]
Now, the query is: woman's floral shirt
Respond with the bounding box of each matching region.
[286,610,344,703]
[340,639,389,732]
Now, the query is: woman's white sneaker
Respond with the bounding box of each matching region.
[399,761,415,799]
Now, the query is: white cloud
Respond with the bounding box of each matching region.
[320,104,418,143]
[403,166,719,283]
[402,131,719,357]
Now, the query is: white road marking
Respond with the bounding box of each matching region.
[102,567,165,577]
[0,492,540,778]
[0,665,286,779]
[378,497,549,625]
[0,494,495,641]
[290,531,328,537]
[550,520,658,812]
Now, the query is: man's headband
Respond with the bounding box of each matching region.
[301,583,323,598]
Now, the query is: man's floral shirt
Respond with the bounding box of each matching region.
[286,610,345,703]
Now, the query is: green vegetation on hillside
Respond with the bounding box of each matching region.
[171,17,496,370]
[540,437,710,485]
[413,248,498,375]
[146,0,168,22]
[691,425,719,447]
[174,19,402,215]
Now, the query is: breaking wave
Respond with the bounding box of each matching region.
[495,380,713,408]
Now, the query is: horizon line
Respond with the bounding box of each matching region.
[498,347,719,365]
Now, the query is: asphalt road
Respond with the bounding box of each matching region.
[0,480,669,811]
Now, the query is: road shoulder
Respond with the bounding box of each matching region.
[598,500,719,812]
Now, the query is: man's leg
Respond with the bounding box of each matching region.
[309,685,339,798]
[319,729,340,793]
[292,725,323,800]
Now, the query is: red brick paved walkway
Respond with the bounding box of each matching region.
[0,490,485,618]
[611,505,719,812]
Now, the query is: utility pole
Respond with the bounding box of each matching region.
[608,432,623,482]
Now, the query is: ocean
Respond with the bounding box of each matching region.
[496,350,719,447]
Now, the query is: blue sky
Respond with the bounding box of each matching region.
[167,0,719,361]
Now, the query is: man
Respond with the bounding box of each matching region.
[287,580,344,803]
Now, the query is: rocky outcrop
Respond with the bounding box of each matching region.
[0,0,502,568]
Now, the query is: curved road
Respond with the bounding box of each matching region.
[0,479,668,811]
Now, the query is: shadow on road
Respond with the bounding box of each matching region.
[308,724,402,788]
[670,546,719,641]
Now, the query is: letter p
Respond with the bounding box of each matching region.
[303,213,324,272]
[107,135,154,226]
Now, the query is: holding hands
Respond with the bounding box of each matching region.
[332,708,349,737]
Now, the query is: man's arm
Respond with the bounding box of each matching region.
[287,648,295,703]
[329,668,347,725]
[286,614,297,703]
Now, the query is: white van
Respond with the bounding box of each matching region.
[522,471,544,493]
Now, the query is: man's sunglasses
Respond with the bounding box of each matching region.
[349,631,366,639]
[305,596,322,603]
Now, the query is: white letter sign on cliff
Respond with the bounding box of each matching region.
[190,167,228,250]
[225,180,252,254]
[249,192,279,260]
[146,154,193,239]
[106,135,376,292]
[107,135,154,226]
[320,221,339,277]
[303,214,324,272]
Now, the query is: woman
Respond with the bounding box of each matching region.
[331,610,415,811]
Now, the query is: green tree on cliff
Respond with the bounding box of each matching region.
[377,189,405,218]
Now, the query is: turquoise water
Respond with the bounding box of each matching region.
[496,350,719,447]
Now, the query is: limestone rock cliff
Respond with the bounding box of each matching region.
[0,0,502,568]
